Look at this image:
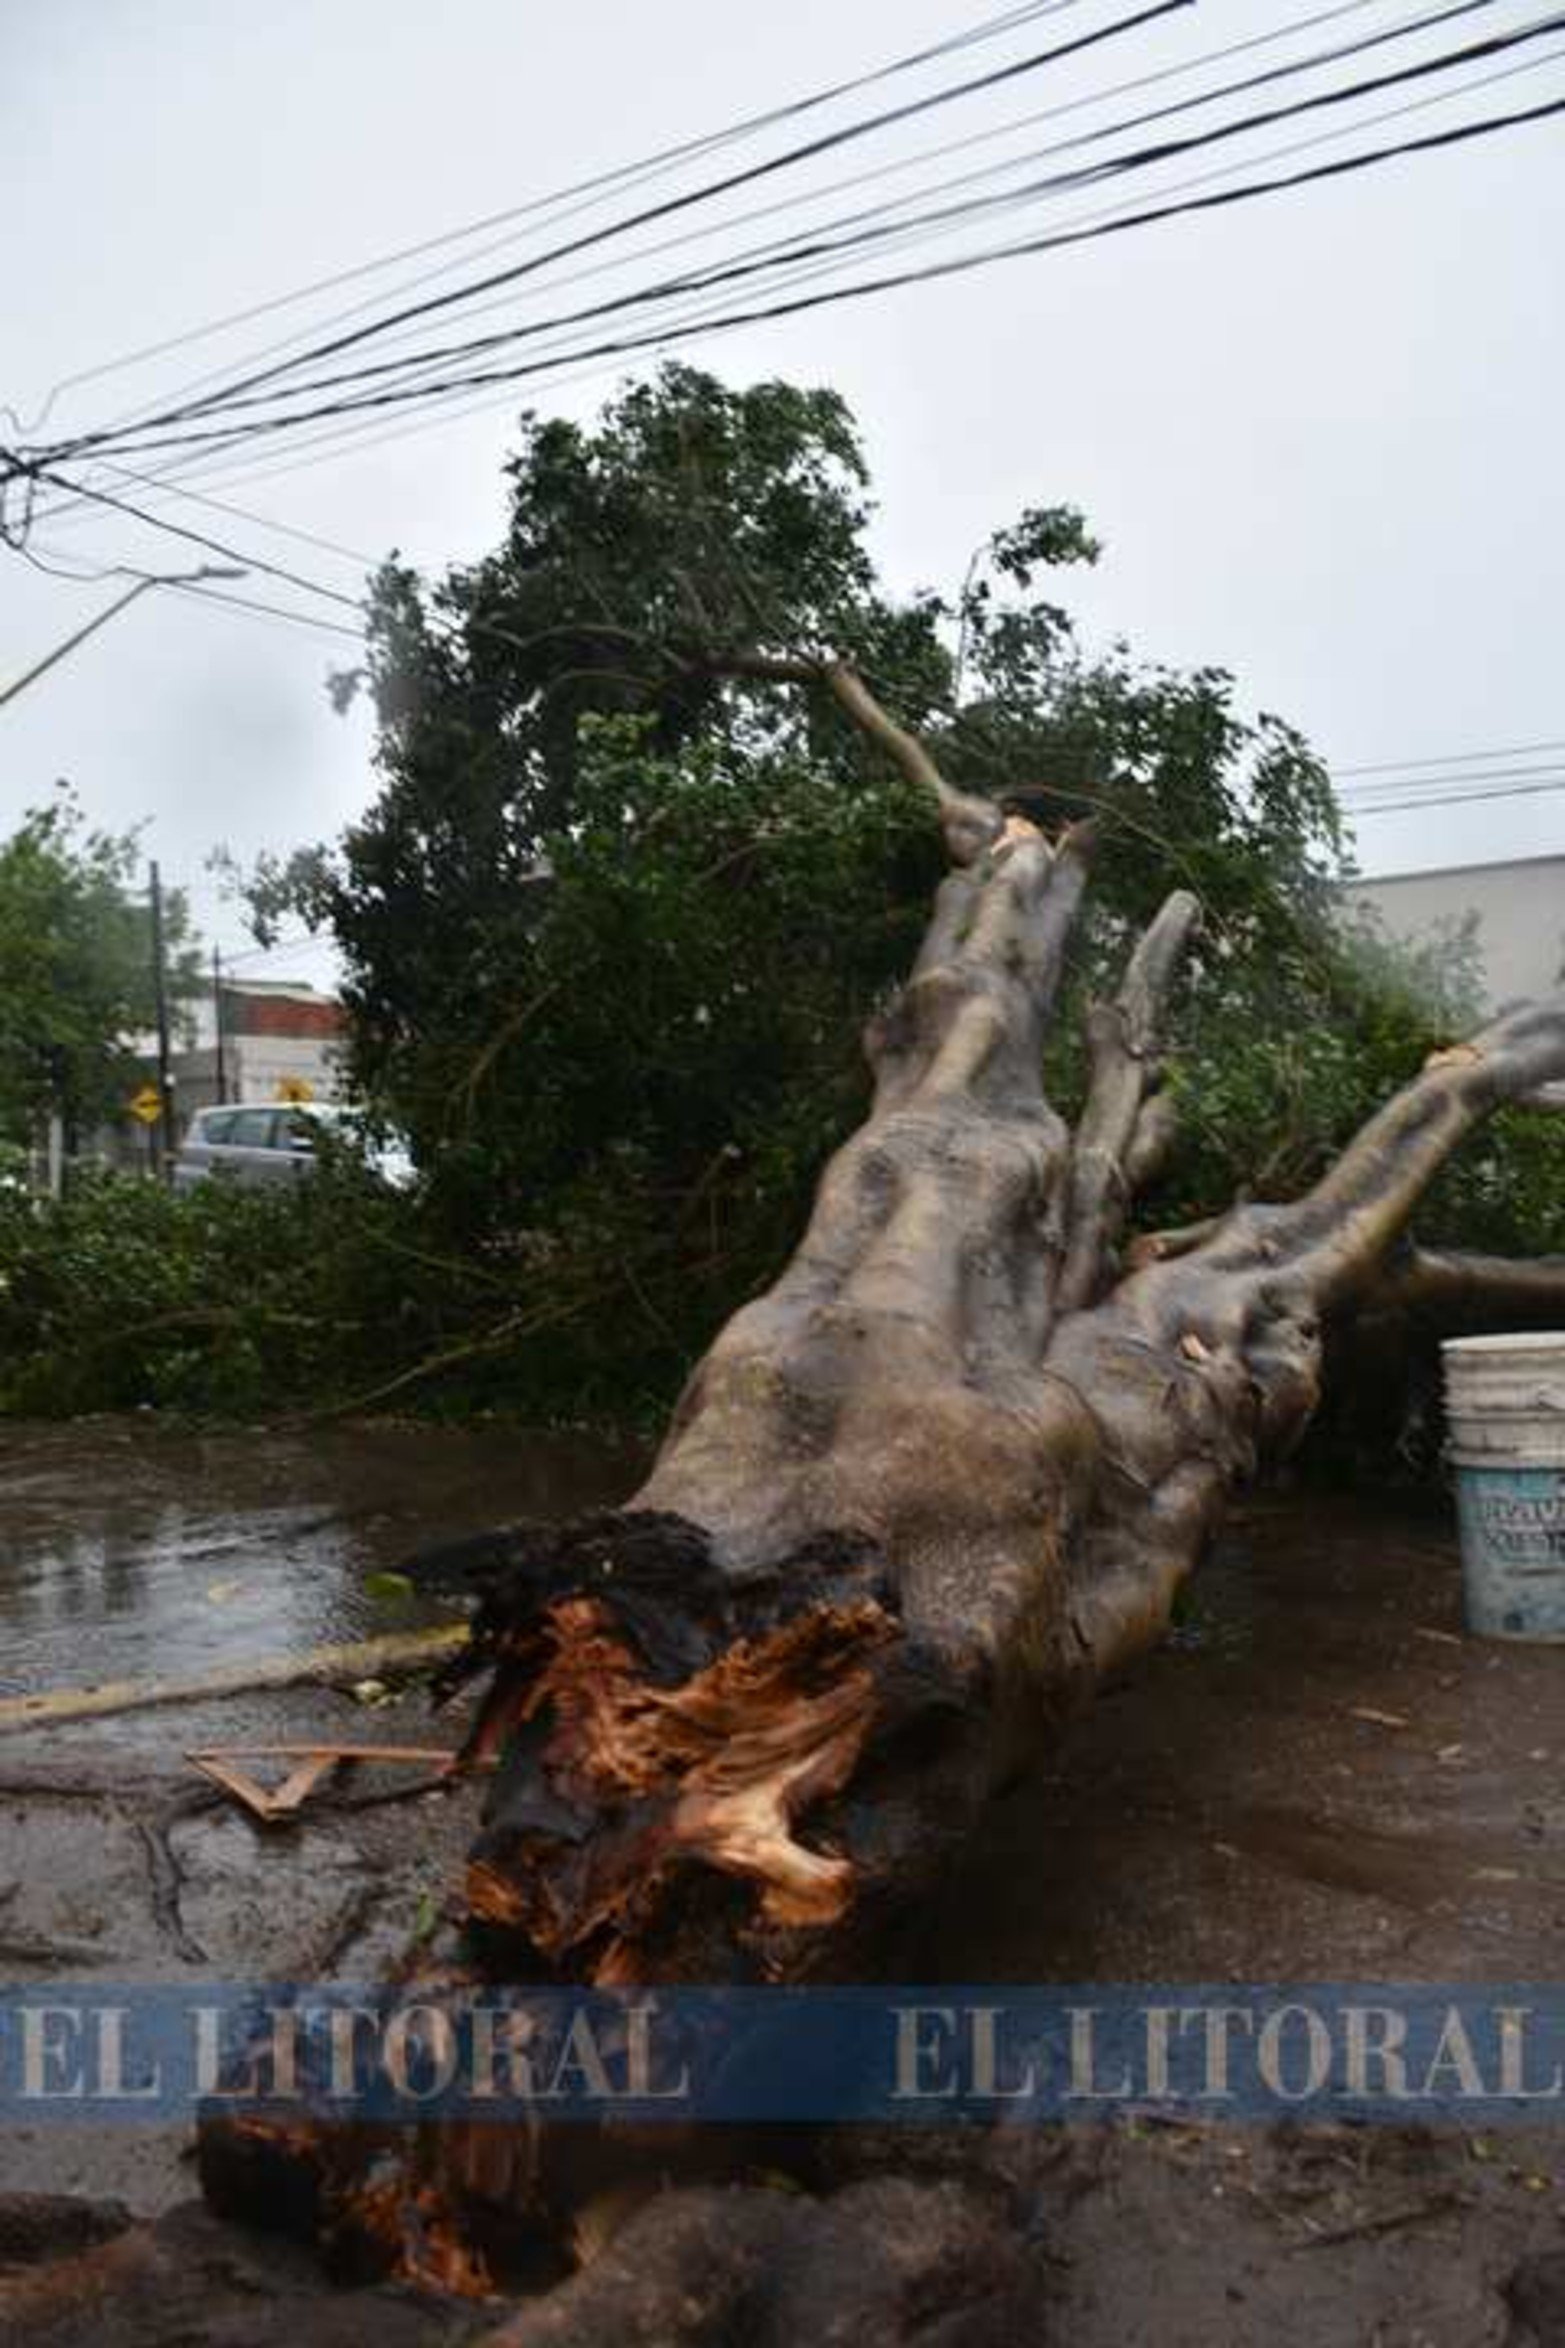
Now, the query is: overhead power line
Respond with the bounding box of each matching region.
[55,0,1418,460]
[46,81,1565,474]
[88,461,376,569]
[9,530,359,649]
[99,0,1545,443]
[25,0,1551,538]
[1336,732,1565,774]
[9,6,1565,671]
[166,579,364,640]
[84,27,1558,525]
[236,0,1483,405]
[19,468,363,614]
[1340,757,1565,797]
[23,0,1083,430]
[30,0,1193,468]
[23,0,1406,534]
[1345,775,1565,814]
[13,56,1565,645]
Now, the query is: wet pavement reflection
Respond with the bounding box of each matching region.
[0,1418,644,1699]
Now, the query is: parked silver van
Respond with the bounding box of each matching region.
[172,1102,414,1192]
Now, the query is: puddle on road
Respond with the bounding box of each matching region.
[0,1418,644,1699]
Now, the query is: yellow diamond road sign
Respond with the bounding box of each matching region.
[128,1084,164,1126]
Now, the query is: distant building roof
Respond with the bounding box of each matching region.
[219,979,343,1041]
[221,977,336,998]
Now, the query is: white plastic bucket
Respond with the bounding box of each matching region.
[1443,1333,1565,1642]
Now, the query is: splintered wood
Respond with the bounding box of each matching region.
[465,1594,898,1975]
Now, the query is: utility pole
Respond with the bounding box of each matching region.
[149,861,174,1179]
[212,946,228,1104]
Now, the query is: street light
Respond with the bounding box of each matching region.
[0,562,248,709]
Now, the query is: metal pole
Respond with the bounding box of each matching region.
[213,947,228,1105]
[1,563,247,712]
[149,861,174,1179]
[0,577,155,710]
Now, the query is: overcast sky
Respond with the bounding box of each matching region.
[3,0,1563,982]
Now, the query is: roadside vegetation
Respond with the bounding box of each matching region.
[3,366,1561,1428]
[0,788,201,1149]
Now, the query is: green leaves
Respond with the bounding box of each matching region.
[364,1571,415,1609]
[0,1154,411,1417]
[0,788,202,1146]
[198,360,1555,1439]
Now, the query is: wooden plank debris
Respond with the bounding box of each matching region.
[0,1625,470,1737]
[184,1741,474,1823]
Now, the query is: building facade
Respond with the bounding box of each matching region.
[1343,852,1565,1011]
[168,979,346,1125]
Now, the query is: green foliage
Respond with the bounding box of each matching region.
[0,1158,425,1418]
[234,366,1366,1411]
[423,722,943,1396]
[1420,1106,1565,1257]
[1144,913,1481,1221]
[154,362,1554,1433]
[1136,905,1565,1272]
[0,788,201,1148]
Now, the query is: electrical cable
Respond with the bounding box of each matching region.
[94,0,1413,440]
[105,0,1507,427]
[1345,775,1565,812]
[1336,733,1565,773]
[22,0,1084,430]
[14,469,364,612]
[25,0,1403,534]
[16,70,1565,640]
[30,0,1194,465]
[22,0,1525,531]
[87,11,1501,523]
[1340,760,1565,797]
[84,462,376,569]
[52,83,1565,470]
[165,579,364,639]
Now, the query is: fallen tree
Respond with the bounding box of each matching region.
[196,653,1565,2303]
[443,655,1565,1990]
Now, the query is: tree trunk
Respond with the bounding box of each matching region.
[200,662,1565,2295]
[449,732,1565,1988]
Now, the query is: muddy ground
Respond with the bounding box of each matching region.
[0,1421,1562,2344]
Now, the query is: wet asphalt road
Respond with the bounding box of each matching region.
[1,1426,1560,1987]
[0,1418,643,1704]
[1,1432,1564,2343]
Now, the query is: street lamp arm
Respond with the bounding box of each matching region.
[0,562,246,709]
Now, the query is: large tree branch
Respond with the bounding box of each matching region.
[641,814,1100,1569]
[694,650,1001,865]
[1262,992,1565,1307]
[1056,890,1201,1313]
[1359,1245,1565,1329]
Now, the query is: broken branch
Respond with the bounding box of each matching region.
[0,1625,468,1737]
[1058,889,1201,1312]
